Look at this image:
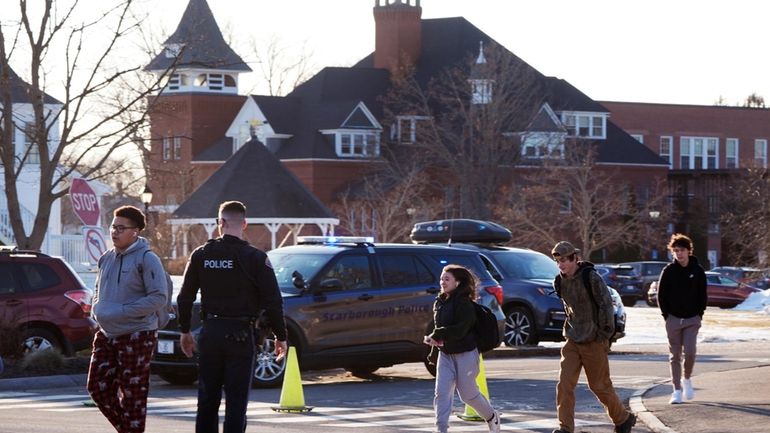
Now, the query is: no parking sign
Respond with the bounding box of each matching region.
[83,226,107,265]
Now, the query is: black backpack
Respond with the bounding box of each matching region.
[554,266,625,340]
[472,302,501,353]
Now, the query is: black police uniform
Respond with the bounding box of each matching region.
[178,234,287,433]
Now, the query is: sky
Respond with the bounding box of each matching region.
[135,0,769,106]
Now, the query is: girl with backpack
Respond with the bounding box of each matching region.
[424,264,500,433]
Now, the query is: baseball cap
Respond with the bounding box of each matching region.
[551,241,579,258]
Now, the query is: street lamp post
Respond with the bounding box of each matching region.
[141,185,153,215]
[649,210,660,259]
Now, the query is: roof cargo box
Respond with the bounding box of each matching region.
[410,219,512,244]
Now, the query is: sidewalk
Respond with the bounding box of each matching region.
[633,364,770,433]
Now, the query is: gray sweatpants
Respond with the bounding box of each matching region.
[434,349,494,433]
[665,314,701,389]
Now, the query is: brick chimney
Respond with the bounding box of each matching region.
[373,0,422,74]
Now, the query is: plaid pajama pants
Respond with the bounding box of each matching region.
[87,330,157,433]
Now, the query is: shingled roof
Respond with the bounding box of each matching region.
[1,64,61,105]
[145,0,251,72]
[174,139,335,219]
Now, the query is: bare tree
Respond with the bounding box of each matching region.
[332,159,444,243]
[0,0,172,249]
[497,144,670,260]
[743,92,766,108]
[382,42,546,220]
[721,168,770,266]
[242,34,315,96]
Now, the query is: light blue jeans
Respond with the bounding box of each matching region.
[434,348,494,433]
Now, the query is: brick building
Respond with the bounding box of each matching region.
[601,101,770,266]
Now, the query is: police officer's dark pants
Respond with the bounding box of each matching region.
[196,318,255,433]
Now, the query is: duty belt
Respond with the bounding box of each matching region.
[204,313,255,323]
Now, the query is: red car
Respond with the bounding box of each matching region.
[0,247,97,355]
[648,271,762,309]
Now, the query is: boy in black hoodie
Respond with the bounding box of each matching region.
[657,233,707,404]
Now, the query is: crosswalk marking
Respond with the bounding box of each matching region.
[0,391,616,431]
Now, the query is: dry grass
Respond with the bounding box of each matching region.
[703,309,770,329]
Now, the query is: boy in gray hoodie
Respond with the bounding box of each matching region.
[87,205,168,433]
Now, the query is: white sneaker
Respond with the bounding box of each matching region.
[683,378,695,400]
[669,389,683,404]
[486,411,501,433]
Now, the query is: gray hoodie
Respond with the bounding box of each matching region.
[92,237,168,338]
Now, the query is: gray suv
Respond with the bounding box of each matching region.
[151,237,504,387]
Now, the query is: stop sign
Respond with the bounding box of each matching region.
[70,178,100,226]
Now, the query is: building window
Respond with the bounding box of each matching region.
[680,136,718,169]
[726,138,739,168]
[471,80,492,105]
[707,195,719,214]
[660,136,673,167]
[560,112,606,139]
[631,134,644,143]
[706,138,717,168]
[755,139,768,167]
[162,136,172,160]
[23,123,40,164]
[173,136,182,160]
[559,191,572,214]
[336,131,380,157]
[521,132,565,159]
[395,116,429,143]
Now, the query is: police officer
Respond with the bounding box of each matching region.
[178,200,287,433]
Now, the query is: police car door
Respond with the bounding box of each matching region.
[306,254,379,351]
[374,254,437,347]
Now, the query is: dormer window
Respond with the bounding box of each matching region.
[164,43,183,58]
[560,112,607,139]
[326,130,381,158]
[521,132,565,159]
[339,132,380,157]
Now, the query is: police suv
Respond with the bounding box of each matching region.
[151,236,505,388]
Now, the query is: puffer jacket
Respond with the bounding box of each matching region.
[429,292,477,354]
[92,237,168,338]
[555,261,615,343]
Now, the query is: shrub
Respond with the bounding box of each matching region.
[20,348,64,373]
[0,317,24,360]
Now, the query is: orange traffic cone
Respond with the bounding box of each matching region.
[271,346,313,413]
[456,353,491,421]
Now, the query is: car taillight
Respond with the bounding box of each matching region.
[65,289,93,314]
[483,285,504,306]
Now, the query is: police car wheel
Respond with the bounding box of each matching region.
[251,337,288,388]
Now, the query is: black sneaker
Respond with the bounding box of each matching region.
[552,429,570,433]
[615,413,636,433]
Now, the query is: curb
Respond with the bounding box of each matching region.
[0,374,87,392]
[629,381,678,433]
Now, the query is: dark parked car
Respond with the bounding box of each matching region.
[410,219,564,346]
[0,246,97,355]
[410,219,626,347]
[648,271,762,309]
[151,237,505,387]
[595,264,644,306]
[710,266,769,290]
[620,261,668,301]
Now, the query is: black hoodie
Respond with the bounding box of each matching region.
[657,255,708,319]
